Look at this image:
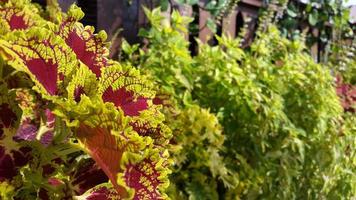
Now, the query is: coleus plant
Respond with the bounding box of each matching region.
[332,43,356,114]
[0,0,171,199]
[336,75,356,113]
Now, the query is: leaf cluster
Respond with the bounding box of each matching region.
[120,8,355,199]
[0,1,172,199]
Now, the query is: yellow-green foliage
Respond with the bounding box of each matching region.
[121,8,235,199]
[121,8,355,199]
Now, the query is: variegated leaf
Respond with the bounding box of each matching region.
[76,124,153,198]
[99,62,154,117]
[58,5,109,77]
[0,0,44,33]
[120,150,171,200]
[0,28,79,97]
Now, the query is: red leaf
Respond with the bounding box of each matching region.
[26,58,58,95]
[70,159,108,195]
[76,124,128,197]
[1,29,78,96]
[102,87,148,117]
[124,157,166,200]
[0,7,30,30]
[59,11,108,77]
[336,80,356,113]
[76,184,120,200]
[0,103,17,128]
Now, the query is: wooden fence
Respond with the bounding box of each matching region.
[34,0,264,56]
[36,0,347,62]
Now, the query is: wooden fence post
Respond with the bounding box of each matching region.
[175,3,193,40]
[57,0,76,11]
[56,0,265,51]
[198,0,213,43]
[222,10,238,38]
[237,1,261,47]
[311,28,319,62]
[97,0,123,38]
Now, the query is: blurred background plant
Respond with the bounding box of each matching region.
[120,9,238,199]
[119,7,355,199]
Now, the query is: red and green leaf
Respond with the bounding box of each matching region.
[0,103,31,182]
[130,108,172,146]
[0,1,172,199]
[102,87,148,117]
[0,0,43,33]
[66,64,98,102]
[120,150,171,200]
[74,183,120,200]
[0,28,79,97]
[76,124,153,198]
[58,5,109,77]
[13,89,55,145]
[70,158,108,195]
[336,75,356,113]
[99,63,154,116]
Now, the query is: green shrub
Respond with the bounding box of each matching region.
[194,27,353,199]
[121,8,355,199]
[125,9,235,199]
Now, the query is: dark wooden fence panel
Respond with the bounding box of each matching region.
[57,0,262,41]
[97,0,123,38]
[222,10,238,38]
[55,0,263,56]
[176,4,193,40]
[57,0,76,11]
[35,0,346,62]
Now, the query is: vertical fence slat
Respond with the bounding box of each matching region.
[222,10,238,38]
[242,16,257,47]
[57,0,76,12]
[97,0,123,38]
[311,28,319,62]
[137,0,146,29]
[237,3,259,47]
[120,0,141,44]
[199,2,213,43]
[177,4,193,17]
[96,0,124,58]
[67,0,266,51]
[138,0,153,30]
[177,4,193,40]
[161,4,171,21]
